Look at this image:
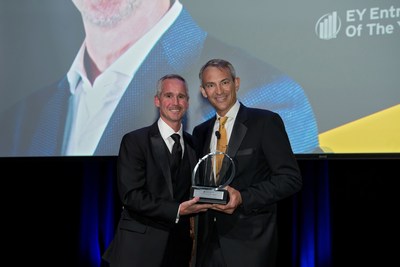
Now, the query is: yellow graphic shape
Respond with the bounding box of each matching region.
[319,104,400,153]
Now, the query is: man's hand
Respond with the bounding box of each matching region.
[179,197,212,216]
[211,186,242,214]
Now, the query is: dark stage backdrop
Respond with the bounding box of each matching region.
[2,157,397,267]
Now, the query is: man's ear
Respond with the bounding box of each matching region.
[200,86,207,98]
[235,77,240,92]
[154,95,160,107]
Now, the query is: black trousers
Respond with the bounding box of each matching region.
[197,221,226,267]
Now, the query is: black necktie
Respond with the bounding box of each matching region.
[170,134,182,172]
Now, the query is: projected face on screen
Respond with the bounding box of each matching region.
[0,0,398,157]
[71,0,141,28]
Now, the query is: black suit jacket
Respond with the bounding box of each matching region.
[192,103,302,267]
[102,122,197,267]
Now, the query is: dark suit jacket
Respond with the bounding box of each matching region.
[192,103,302,267]
[102,122,197,267]
[0,7,319,156]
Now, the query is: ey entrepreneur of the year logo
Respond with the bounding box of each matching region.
[315,5,400,40]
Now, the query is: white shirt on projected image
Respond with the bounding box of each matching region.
[62,1,182,155]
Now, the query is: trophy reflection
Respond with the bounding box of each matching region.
[190,151,235,204]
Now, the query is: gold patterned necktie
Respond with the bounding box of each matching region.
[216,116,228,183]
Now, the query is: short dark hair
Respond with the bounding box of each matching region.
[198,59,236,85]
[155,74,189,99]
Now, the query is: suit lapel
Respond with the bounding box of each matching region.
[203,107,249,158]
[202,118,217,157]
[149,124,174,197]
[218,105,247,180]
[183,132,198,186]
[227,104,248,157]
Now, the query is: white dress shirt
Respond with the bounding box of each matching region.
[157,118,184,157]
[62,1,183,155]
[210,100,240,153]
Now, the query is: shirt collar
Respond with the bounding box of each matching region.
[217,100,240,121]
[66,0,183,95]
[158,117,183,140]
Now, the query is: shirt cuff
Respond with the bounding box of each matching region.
[175,205,181,224]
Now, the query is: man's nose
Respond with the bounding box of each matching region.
[172,96,180,104]
[215,84,224,93]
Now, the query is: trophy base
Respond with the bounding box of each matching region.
[190,186,229,204]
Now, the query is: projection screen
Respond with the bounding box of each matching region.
[0,0,399,158]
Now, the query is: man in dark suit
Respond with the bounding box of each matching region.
[192,59,303,267]
[102,74,211,267]
[0,0,319,157]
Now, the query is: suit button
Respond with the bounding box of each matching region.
[214,217,217,222]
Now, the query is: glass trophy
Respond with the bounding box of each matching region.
[190,151,235,204]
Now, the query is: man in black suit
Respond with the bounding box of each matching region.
[102,74,211,267]
[192,59,303,267]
